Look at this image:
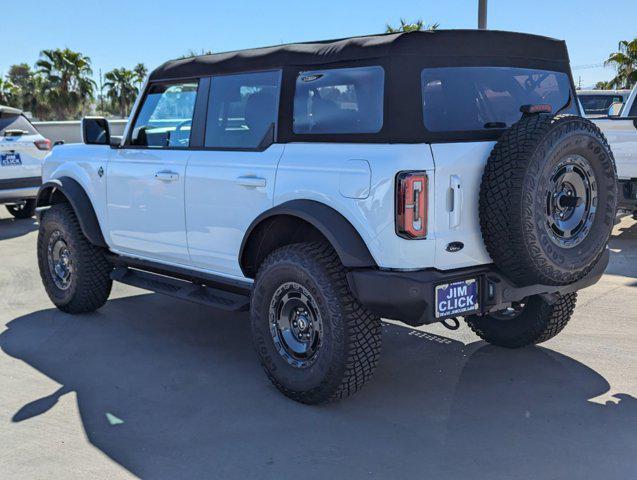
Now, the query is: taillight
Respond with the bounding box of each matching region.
[34,139,51,151]
[396,171,428,239]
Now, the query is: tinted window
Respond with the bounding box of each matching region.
[293,66,384,134]
[579,94,625,116]
[205,71,281,149]
[421,67,574,132]
[130,81,198,148]
[629,98,637,117]
[0,114,38,136]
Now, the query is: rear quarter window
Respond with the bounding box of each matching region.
[293,66,384,134]
[0,114,38,136]
[421,67,574,133]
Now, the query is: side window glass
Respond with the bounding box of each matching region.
[130,82,198,148]
[293,66,384,134]
[205,71,281,149]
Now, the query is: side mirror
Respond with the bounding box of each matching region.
[608,102,623,116]
[82,117,110,145]
[109,135,123,148]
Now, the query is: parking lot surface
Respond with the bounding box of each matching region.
[0,209,635,480]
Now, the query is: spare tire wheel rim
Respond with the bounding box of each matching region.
[544,154,597,249]
[47,230,74,290]
[269,282,323,368]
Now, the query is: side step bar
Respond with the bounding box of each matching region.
[111,267,250,312]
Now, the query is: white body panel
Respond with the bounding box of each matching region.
[430,142,494,269]
[276,143,445,270]
[0,134,47,180]
[45,141,494,275]
[106,149,191,264]
[185,145,285,276]
[594,118,637,179]
[42,144,110,236]
[591,85,637,180]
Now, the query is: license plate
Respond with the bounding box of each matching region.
[435,278,479,318]
[0,153,21,166]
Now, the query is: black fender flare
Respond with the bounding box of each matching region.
[239,199,376,277]
[36,177,107,248]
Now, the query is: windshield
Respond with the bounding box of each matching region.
[578,94,625,116]
[421,67,575,132]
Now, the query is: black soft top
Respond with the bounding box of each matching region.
[150,30,571,81]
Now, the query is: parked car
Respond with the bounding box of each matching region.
[35,31,618,403]
[589,85,637,217]
[0,106,51,218]
[578,89,632,117]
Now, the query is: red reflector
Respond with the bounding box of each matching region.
[519,104,552,114]
[34,139,52,151]
[396,171,428,239]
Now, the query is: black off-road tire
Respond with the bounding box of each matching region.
[251,242,382,404]
[37,203,112,313]
[465,293,577,348]
[480,114,617,286]
[6,199,36,219]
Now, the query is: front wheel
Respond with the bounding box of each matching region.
[250,242,382,404]
[6,199,36,219]
[37,203,113,313]
[465,293,577,348]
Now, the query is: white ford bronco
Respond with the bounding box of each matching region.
[36,31,618,404]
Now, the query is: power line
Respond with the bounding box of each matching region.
[572,63,606,70]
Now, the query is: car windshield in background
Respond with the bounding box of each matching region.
[421,67,574,132]
[578,94,625,116]
[0,115,38,136]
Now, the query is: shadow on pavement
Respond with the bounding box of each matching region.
[1,293,635,479]
[0,216,38,241]
[607,217,637,279]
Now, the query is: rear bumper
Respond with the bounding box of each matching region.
[0,177,41,203]
[347,249,609,326]
[618,179,637,211]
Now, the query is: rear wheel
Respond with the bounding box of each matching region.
[6,199,36,219]
[250,242,381,404]
[37,203,112,313]
[465,293,577,348]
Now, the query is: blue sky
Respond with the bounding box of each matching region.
[3,0,636,88]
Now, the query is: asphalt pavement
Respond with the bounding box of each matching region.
[0,209,635,479]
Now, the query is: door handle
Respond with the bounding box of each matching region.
[449,175,462,229]
[154,170,179,182]
[236,176,266,188]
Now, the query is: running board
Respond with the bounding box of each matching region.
[110,267,250,312]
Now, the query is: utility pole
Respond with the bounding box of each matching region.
[478,0,488,29]
[99,68,104,116]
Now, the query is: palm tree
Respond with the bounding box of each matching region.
[0,77,19,106]
[133,63,148,90]
[386,18,439,33]
[595,80,611,90]
[36,48,95,119]
[103,68,138,118]
[604,38,637,89]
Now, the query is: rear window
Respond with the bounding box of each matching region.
[421,67,574,132]
[0,114,38,136]
[293,66,384,134]
[578,94,625,116]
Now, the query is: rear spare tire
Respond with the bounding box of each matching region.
[480,114,617,286]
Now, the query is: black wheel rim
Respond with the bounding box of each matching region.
[268,282,323,368]
[47,230,73,290]
[545,154,597,249]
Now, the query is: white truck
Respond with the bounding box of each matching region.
[35,31,618,404]
[589,85,637,217]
